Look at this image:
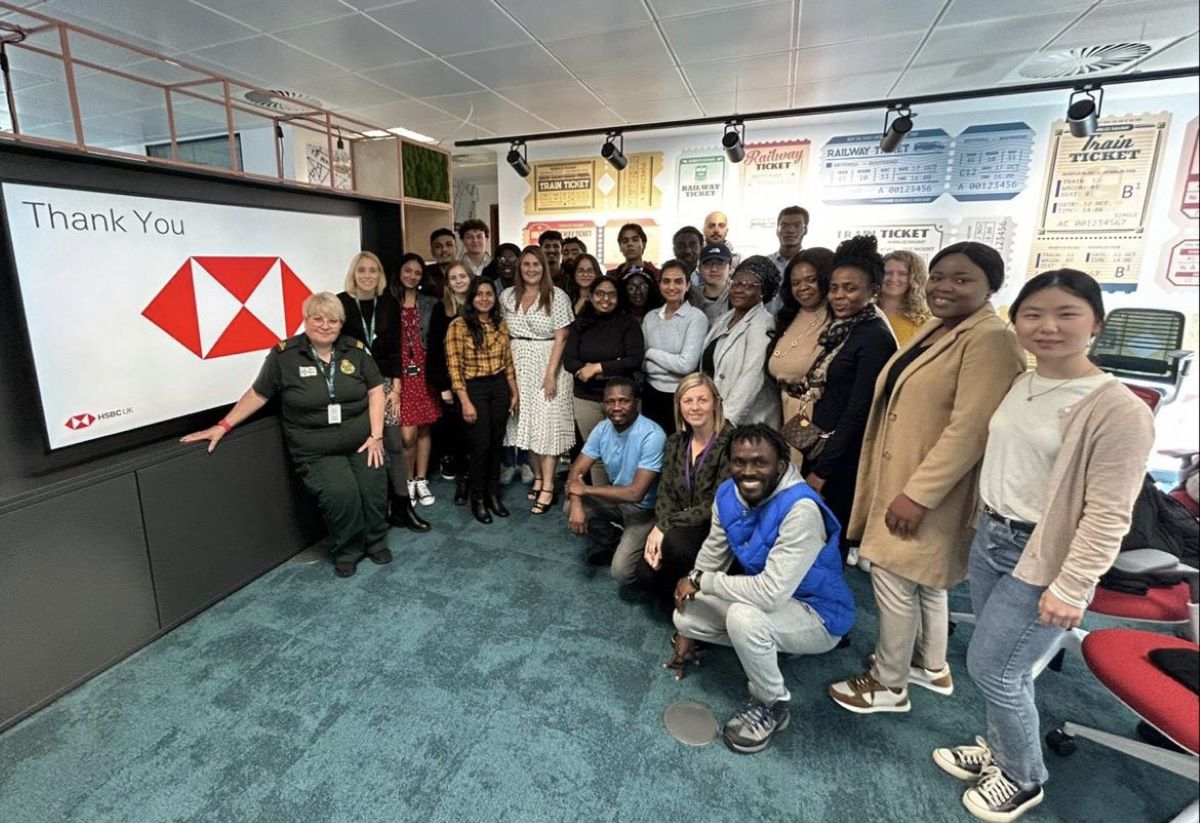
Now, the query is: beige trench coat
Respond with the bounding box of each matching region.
[851,304,1024,588]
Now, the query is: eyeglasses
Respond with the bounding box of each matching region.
[626,283,650,293]
[308,315,344,326]
[729,279,762,291]
[593,290,618,300]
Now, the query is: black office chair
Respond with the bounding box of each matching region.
[1089,308,1193,405]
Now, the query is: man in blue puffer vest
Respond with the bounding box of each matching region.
[671,423,855,753]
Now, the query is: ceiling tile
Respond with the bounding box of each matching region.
[503,0,650,40]
[914,12,1082,65]
[941,0,1097,26]
[893,54,1027,96]
[39,0,256,54]
[610,96,701,122]
[468,110,555,134]
[1132,34,1200,70]
[540,104,624,129]
[293,74,405,108]
[423,90,538,120]
[790,71,902,106]
[352,97,469,127]
[117,59,214,85]
[682,53,792,95]
[662,1,794,62]
[368,0,532,55]
[1051,0,1200,47]
[446,44,572,88]
[362,58,484,96]
[187,36,343,85]
[797,0,943,46]
[490,79,602,110]
[196,0,351,32]
[696,85,791,115]
[274,14,429,71]
[547,25,674,77]
[650,0,778,19]
[584,69,691,103]
[795,33,923,81]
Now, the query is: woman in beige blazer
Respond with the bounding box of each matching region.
[828,242,1024,715]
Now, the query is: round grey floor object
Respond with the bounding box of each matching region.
[663,700,719,746]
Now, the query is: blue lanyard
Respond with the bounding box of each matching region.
[311,346,337,400]
[684,434,716,492]
[357,299,375,347]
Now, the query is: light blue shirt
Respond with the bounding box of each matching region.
[642,301,710,392]
[583,414,666,509]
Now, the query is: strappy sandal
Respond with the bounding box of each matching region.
[526,478,543,501]
[530,487,557,515]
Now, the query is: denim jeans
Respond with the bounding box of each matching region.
[966,513,1063,789]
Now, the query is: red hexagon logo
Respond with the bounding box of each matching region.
[142,256,313,358]
[65,413,96,430]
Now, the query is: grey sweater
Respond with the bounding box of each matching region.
[694,465,827,612]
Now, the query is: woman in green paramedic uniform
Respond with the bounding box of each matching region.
[182,291,390,578]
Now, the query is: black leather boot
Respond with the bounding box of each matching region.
[485,490,509,517]
[389,494,431,532]
[454,476,469,506]
[471,496,493,524]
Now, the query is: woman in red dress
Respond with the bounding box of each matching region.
[390,252,443,506]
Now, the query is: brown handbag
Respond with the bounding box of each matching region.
[781,407,833,460]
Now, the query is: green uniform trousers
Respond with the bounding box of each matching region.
[296,449,389,562]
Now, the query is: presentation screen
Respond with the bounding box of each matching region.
[2,182,363,449]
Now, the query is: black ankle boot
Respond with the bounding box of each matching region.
[485,491,509,517]
[471,497,493,524]
[454,477,469,506]
[388,494,431,532]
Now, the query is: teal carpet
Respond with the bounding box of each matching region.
[0,478,1194,822]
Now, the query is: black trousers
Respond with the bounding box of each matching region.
[640,385,677,435]
[634,521,711,606]
[464,373,511,498]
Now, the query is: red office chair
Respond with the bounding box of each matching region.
[1045,628,1199,823]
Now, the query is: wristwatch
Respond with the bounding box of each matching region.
[687,569,703,591]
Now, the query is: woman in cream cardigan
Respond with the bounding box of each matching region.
[827,242,1024,715]
[699,255,781,427]
[932,269,1155,823]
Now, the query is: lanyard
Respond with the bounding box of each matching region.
[684,434,716,492]
[356,298,375,347]
[311,346,337,400]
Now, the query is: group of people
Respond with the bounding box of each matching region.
[182,206,1156,823]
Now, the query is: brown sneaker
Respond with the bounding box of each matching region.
[828,670,911,714]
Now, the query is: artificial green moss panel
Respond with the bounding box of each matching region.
[402,142,450,203]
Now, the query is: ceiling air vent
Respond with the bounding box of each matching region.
[1012,43,1155,80]
[241,88,325,115]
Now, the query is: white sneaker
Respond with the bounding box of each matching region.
[519,464,535,484]
[412,477,435,506]
[499,465,516,485]
[933,736,993,781]
[828,670,911,714]
[857,557,873,572]
[909,663,954,696]
[846,545,860,567]
[406,478,417,499]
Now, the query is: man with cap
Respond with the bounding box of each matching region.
[688,242,733,325]
[669,423,855,753]
[699,255,782,427]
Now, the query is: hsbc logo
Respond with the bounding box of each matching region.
[142,256,312,358]
[66,413,96,430]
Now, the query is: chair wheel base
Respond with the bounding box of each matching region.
[1046,728,1076,756]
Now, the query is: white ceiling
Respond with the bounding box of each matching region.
[1,0,1197,158]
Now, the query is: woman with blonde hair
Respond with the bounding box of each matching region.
[500,245,575,514]
[879,250,932,346]
[636,372,732,607]
[336,251,428,532]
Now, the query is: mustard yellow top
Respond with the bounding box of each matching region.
[885,311,925,347]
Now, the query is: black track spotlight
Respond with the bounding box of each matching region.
[506,139,530,177]
[601,131,627,171]
[880,105,914,153]
[722,120,746,163]
[1066,86,1103,139]
[335,128,345,151]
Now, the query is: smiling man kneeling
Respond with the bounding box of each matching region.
[670,423,855,753]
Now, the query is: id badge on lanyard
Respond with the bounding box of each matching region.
[312,346,341,425]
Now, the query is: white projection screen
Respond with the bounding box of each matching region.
[2,182,363,449]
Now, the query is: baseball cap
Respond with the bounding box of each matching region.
[700,243,732,263]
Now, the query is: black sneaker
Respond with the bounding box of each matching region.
[933,736,993,781]
[722,698,790,754]
[439,456,457,481]
[962,765,1044,822]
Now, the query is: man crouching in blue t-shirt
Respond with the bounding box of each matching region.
[670,423,855,753]
[567,377,667,584]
